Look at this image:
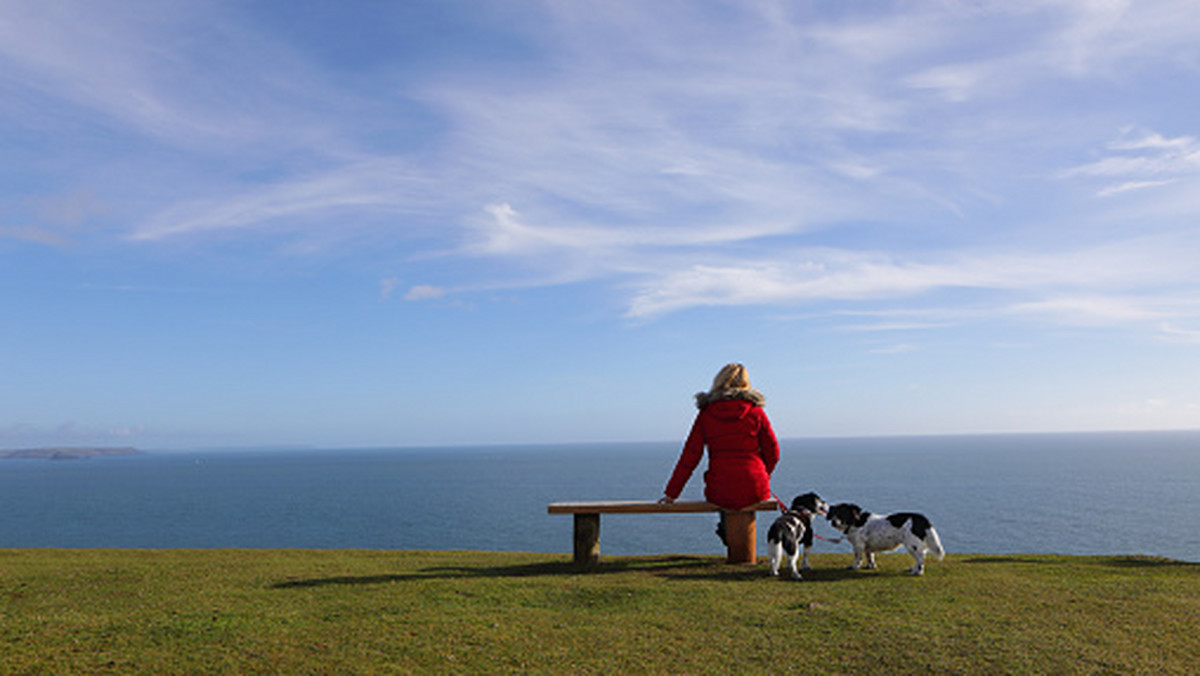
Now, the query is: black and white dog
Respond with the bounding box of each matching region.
[826,503,945,576]
[767,492,829,579]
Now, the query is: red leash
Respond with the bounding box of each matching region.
[771,491,787,513]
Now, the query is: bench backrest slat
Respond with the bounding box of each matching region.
[547,500,779,515]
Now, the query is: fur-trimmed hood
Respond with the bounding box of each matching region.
[694,387,766,410]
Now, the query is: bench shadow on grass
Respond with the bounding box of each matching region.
[269,555,716,589]
[269,555,886,589]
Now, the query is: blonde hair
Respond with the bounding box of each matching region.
[710,362,750,394]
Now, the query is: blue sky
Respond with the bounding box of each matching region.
[4,0,1200,450]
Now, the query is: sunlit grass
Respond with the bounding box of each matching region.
[2,549,1197,674]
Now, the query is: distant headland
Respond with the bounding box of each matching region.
[0,447,144,460]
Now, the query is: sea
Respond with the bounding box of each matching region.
[2,430,1198,562]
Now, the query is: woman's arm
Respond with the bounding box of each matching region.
[758,410,780,474]
[663,413,706,500]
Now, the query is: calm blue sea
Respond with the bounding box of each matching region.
[2,431,1198,562]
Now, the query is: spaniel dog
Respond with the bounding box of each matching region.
[767,492,828,579]
[826,502,945,576]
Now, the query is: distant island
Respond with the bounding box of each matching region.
[0,447,144,460]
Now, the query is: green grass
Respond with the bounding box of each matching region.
[2,549,1197,674]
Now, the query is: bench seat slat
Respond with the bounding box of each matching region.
[547,499,779,515]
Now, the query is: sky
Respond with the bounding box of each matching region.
[3,0,1200,451]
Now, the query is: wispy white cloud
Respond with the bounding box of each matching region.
[464,203,621,257]
[869,343,918,355]
[1008,296,1171,325]
[403,285,447,302]
[1113,397,1200,427]
[0,225,72,247]
[625,233,1200,322]
[0,1,347,150]
[378,277,402,300]
[129,160,441,241]
[0,189,108,247]
[1096,180,1177,197]
[1159,323,1200,343]
[1062,127,1200,197]
[839,321,954,333]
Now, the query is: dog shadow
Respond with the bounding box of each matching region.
[663,568,879,583]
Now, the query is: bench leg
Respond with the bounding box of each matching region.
[573,513,601,568]
[724,510,757,564]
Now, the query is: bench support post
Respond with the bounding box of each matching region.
[724,510,757,564]
[573,513,601,568]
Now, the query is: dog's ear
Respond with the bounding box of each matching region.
[826,503,846,521]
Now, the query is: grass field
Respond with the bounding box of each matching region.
[2,549,1197,674]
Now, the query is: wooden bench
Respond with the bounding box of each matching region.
[547,499,780,568]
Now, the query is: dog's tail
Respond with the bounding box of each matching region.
[925,527,946,561]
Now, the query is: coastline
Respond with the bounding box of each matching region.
[0,447,143,460]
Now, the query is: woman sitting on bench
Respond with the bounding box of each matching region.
[658,362,781,544]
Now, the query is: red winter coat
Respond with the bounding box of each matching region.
[663,388,780,510]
